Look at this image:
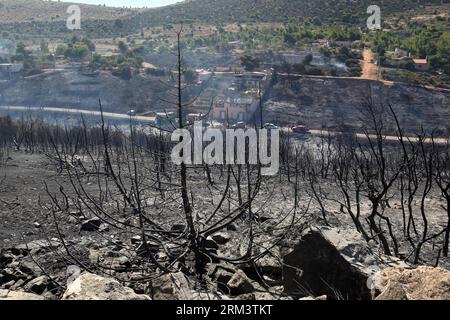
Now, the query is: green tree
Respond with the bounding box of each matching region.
[118,41,129,54]
[13,43,34,71]
[303,54,313,65]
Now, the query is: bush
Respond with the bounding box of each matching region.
[240,55,260,71]
[292,63,306,74]
[348,66,362,77]
[399,60,416,71]
[345,58,360,67]
[113,65,132,80]
[303,54,313,65]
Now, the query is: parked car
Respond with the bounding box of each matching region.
[263,123,279,130]
[232,122,246,129]
[292,125,311,134]
[127,109,136,116]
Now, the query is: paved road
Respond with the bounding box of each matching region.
[1,106,447,145]
[0,106,156,123]
[282,128,449,145]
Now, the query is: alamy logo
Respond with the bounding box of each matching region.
[171,121,280,176]
[367,5,381,30]
[67,5,81,30]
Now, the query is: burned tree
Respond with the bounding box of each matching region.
[433,139,450,257]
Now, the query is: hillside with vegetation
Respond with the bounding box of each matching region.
[135,0,448,26]
[0,0,133,23]
[1,0,448,38]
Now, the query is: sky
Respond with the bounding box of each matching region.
[60,0,181,8]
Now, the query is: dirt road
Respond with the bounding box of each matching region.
[361,49,379,81]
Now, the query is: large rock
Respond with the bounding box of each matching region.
[62,272,150,300]
[283,226,407,300]
[0,289,44,300]
[151,272,192,300]
[372,266,450,300]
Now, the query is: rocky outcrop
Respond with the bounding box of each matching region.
[372,267,450,300]
[283,226,407,300]
[3,230,448,301]
[62,272,150,300]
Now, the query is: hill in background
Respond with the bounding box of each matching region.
[0,0,448,37]
[0,0,133,24]
[134,0,448,26]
